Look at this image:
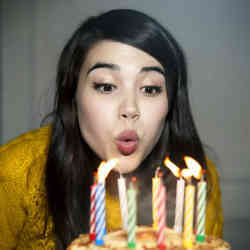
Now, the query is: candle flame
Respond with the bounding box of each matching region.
[97,159,118,183]
[164,157,181,178]
[154,167,160,177]
[181,168,193,180]
[158,172,163,178]
[131,176,136,182]
[184,156,202,180]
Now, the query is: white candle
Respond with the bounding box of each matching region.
[174,177,185,233]
[118,174,128,230]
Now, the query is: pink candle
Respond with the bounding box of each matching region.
[89,182,97,241]
[156,174,166,250]
[152,167,160,229]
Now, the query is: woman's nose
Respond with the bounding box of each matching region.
[119,95,140,121]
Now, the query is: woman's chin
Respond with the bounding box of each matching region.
[112,157,141,174]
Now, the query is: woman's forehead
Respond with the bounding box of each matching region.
[81,40,165,75]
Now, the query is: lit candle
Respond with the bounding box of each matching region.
[174,177,185,233]
[127,177,137,248]
[156,173,166,250]
[183,156,205,242]
[164,157,184,233]
[118,174,128,231]
[182,169,195,248]
[196,178,207,242]
[152,167,160,230]
[89,180,97,241]
[95,182,106,246]
[95,159,118,246]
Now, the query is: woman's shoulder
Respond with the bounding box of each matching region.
[0,124,51,153]
[0,125,52,182]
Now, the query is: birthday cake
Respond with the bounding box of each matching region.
[67,226,230,250]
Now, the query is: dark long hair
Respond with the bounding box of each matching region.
[45,9,207,249]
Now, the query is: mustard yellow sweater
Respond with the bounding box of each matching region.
[0,126,223,249]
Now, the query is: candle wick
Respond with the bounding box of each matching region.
[155,167,160,177]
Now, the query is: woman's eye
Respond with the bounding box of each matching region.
[93,83,116,94]
[141,85,163,97]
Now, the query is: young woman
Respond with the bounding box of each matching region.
[0,9,223,250]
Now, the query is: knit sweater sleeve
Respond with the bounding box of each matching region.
[0,132,38,249]
[0,126,55,250]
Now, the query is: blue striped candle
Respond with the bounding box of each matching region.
[95,183,106,246]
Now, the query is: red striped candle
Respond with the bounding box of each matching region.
[89,182,97,241]
[156,175,166,250]
[152,167,160,230]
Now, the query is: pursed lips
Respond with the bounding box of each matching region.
[115,130,139,155]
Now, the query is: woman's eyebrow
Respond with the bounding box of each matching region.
[86,63,165,78]
[87,62,120,75]
[140,66,165,77]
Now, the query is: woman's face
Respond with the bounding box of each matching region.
[76,41,168,173]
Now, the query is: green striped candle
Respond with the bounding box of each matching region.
[127,177,137,248]
[196,180,207,242]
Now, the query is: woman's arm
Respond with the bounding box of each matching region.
[0,142,27,249]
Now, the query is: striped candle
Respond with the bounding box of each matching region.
[174,177,185,233]
[156,177,166,250]
[118,175,128,231]
[152,175,160,230]
[89,182,97,241]
[95,183,106,246]
[183,184,195,248]
[196,180,207,242]
[127,178,137,248]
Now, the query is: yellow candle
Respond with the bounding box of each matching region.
[183,183,195,248]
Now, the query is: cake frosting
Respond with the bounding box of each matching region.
[67,226,230,250]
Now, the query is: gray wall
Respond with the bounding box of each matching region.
[1,0,250,249]
[1,0,36,142]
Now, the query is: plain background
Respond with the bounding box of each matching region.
[1,0,250,249]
